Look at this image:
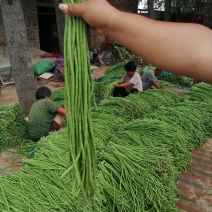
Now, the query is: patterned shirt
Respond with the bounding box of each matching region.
[28,99,59,140]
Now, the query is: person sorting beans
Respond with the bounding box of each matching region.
[28,87,66,142]
[141,68,163,91]
[113,61,143,97]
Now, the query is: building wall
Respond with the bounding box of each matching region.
[1,0,138,53]
[0,0,40,49]
[22,0,40,48]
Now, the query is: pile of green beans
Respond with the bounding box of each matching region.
[0,82,211,210]
[63,0,96,199]
[158,74,193,87]
[95,89,182,121]
[184,82,212,135]
[51,87,65,107]
[92,62,126,104]
[0,104,29,153]
[184,82,212,103]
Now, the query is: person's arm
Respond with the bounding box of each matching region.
[59,0,212,84]
[114,82,133,88]
[56,106,66,115]
[152,81,161,89]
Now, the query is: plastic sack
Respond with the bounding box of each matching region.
[33,60,54,75]
[161,71,171,77]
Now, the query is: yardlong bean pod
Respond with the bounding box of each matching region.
[63,0,96,199]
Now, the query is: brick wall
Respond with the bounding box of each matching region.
[89,0,138,51]
[1,1,138,53]
[0,0,40,49]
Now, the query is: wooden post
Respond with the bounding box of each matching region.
[0,0,36,115]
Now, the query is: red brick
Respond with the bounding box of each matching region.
[192,151,212,161]
[179,172,212,189]
[177,199,208,212]
[177,139,212,212]
[191,161,212,175]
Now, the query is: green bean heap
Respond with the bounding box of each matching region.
[0,83,212,211]
[0,104,29,153]
[63,0,96,199]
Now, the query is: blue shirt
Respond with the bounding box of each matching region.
[141,70,158,90]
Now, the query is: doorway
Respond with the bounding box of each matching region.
[37,6,59,53]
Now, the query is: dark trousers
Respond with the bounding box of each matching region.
[113,87,138,97]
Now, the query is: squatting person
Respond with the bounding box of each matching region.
[141,68,163,91]
[28,86,66,141]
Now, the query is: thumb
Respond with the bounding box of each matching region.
[59,3,86,17]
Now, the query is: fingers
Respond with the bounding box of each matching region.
[59,3,86,17]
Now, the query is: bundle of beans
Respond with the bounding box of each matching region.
[94,89,181,122]
[145,102,206,147]
[184,82,212,103]
[91,111,126,162]
[0,104,29,152]
[126,89,181,110]
[103,61,127,83]
[92,62,126,104]
[97,143,178,212]
[0,125,178,211]
[96,97,144,121]
[158,74,193,87]
[185,101,212,137]
[183,82,212,135]
[51,84,101,108]
[92,82,107,105]
[158,80,178,88]
[63,0,96,199]
[0,131,84,211]
[112,119,192,172]
[51,87,65,107]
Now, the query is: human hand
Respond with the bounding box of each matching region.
[59,0,119,36]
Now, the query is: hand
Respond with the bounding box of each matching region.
[59,0,119,36]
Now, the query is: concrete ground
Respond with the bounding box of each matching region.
[0,65,108,106]
[0,148,24,175]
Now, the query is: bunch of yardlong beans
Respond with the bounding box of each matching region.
[96,89,182,121]
[63,0,96,199]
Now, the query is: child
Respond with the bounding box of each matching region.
[28,87,66,141]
